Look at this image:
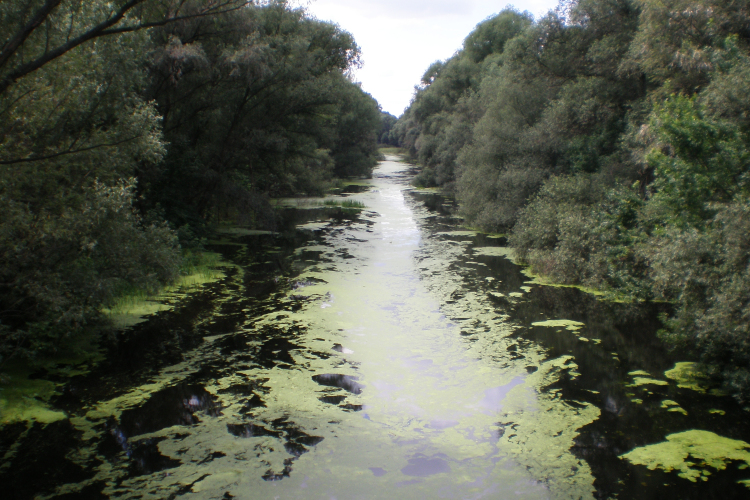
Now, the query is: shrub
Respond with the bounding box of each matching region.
[648,199,750,401]
[0,179,181,366]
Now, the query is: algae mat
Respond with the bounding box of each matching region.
[621,430,750,484]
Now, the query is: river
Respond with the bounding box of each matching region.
[2,156,750,499]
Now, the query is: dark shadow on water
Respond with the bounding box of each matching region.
[127,437,182,477]
[227,423,280,438]
[319,395,347,405]
[312,374,363,394]
[369,467,387,477]
[118,383,221,437]
[228,417,324,481]
[339,184,370,194]
[340,404,364,412]
[0,420,91,500]
[410,191,456,216]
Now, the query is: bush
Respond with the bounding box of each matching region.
[648,199,750,401]
[510,174,652,296]
[0,179,181,366]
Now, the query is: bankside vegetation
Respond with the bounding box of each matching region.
[394,0,750,402]
[0,0,381,366]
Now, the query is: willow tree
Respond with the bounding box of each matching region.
[141,2,379,225]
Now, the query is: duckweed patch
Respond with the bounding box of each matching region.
[532,319,585,331]
[522,268,608,297]
[0,375,66,425]
[664,362,712,393]
[437,231,478,237]
[472,246,516,259]
[628,377,669,387]
[661,400,687,415]
[620,430,750,485]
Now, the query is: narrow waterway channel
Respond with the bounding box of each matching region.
[2,156,750,499]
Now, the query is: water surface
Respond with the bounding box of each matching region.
[2,157,750,499]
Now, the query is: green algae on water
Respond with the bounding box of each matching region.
[532,319,585,331]
[436,231,479,237]
[0,260,229,426]
[627,370,668,388]
[0,375,66,425]
[620,430,750,485]
[627,377,669,387]
[473,246,516,259]
[664,362,711,393]
[0,330,106,425]
[532,319,598,344]
[496,355,600,498]
[661,400,687,415]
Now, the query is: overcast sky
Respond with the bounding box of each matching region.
[301,0,561,116]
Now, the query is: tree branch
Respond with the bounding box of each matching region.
[0,0,64,71]
[0,134,151,165]
[0,1,252,95]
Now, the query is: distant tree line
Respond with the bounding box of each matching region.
[0,0,381,365]
[378,111,399,146]
[393,0,750,402]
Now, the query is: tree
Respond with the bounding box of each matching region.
[0,1,194,365]
[329,82,381,177]
[140,2,372,226]
[392,8,534,188]
[0,0,251,96]
[379,112,398,145]
[647,95,750,226]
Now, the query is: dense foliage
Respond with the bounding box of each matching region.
[0,0,381,365]
[394,0,750,402]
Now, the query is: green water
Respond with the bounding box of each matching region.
[1,157,749,499]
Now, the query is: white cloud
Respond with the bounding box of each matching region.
[303,0,561,116]
[306,0,475,18]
